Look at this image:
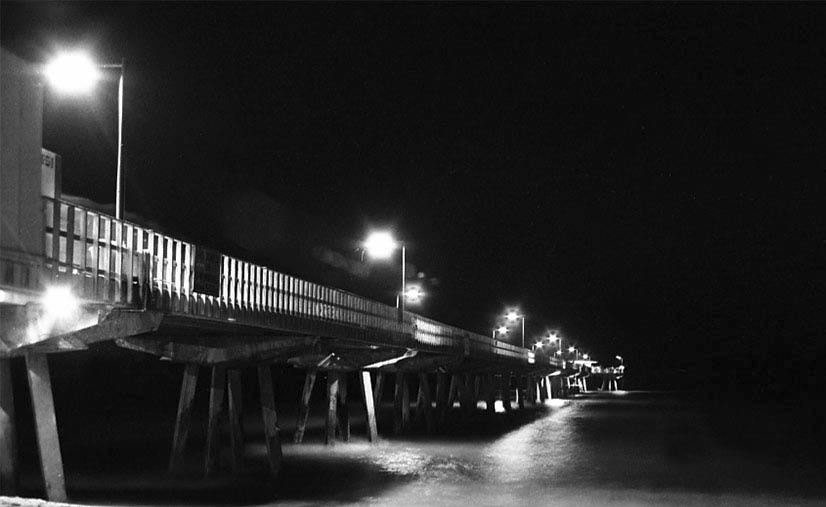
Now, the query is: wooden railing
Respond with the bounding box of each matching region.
[42,197,532,363]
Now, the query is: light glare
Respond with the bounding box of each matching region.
[45,51,101,94]
[404,285,424,304]
[363,231,398,259]
[41,285,79,321]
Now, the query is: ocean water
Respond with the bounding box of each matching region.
[262,391,825,506]
[10,389,826,506]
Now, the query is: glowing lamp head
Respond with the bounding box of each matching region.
[404,285,424,304]
[568,346,576,353]
[535,340,544,348]
[583,354,590,360]
[41,285,79,321]
[505,310,520,322]
[495,326,508,335]
[555,350,562,355]
[363,231,398,260]
[45,51,101,95]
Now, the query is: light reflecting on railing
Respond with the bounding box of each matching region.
[43,197,531,362]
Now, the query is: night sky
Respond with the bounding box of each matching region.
[3,2,825,395]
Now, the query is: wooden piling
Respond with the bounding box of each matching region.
[337,373,350,442]
[446,374,459,410]
[257,365,282,477]
[293,369,317,443]
[359,371,378,442]
[169,363,199,473]
[373,371,384,408]
[401,374,410,432]
[417,373,434,433]
[459,374,473,413]
[486,373,497,415]
[25,354,67,502]
[517,376,526,410]
[500,372,512,412]
[325,371,339,445]
[393,373,409,434]
[205,366,227,476]
[435,372,447,416]
[1,358,17,495]
[227,369,244,473]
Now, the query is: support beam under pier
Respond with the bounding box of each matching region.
[325,372,339,445]
[359,371,378,442]
[293,369,317,444]
[205,366,227,477]
[169,363,199,473]
[336,372,350,442]
[227,369,245,473]
[258,365,282,477]
[25,353,67,502]
[1,358,17,495]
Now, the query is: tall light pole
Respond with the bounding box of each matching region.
[504,309,525,348]
[363,230,417,319]
[548,331,562,356]
[45,51,125,219]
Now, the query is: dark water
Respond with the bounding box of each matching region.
[262,392,825,506]
[12,389,826,506]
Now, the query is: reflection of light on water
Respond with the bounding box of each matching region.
[545,399,567,408]
[370,448,430,475]
[612,390,628,396]
[494,400,505,413]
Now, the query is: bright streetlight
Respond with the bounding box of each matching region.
[41,285,79,322]
[403,284,424,305]
[44,51,101,94]
[548,330,562,353]
[493,325,508,338]
[363,231,398,260]
[362,230,414,318]
[502,308,526,348]
[583,354,590,360]
[44,50,126,219]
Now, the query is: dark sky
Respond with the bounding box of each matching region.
[3,2,825,389]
